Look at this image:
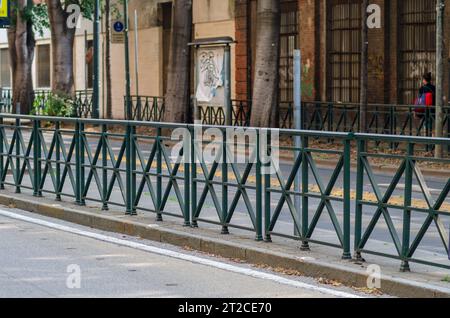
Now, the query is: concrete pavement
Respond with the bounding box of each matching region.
[0,208,367,298]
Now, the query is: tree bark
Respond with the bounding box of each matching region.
[105,0,113,119]
[250,0,281,128]
[164,0,192,123]
[8,0,35,115]
[47,0,77,96]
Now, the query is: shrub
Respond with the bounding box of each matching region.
[32,92,75,117]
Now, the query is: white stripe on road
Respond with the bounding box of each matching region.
[0,209,362,298]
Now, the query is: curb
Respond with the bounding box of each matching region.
[0,192,449,298]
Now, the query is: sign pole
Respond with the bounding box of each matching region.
[134,9,139,97]
[224,44,232,126]
[92,0,100,119]
[124,0,132,120]
[293,50,303,240]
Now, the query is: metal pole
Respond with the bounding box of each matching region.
[224,44,232,126]
[84,30,88,94]
[134,9,139,97]
[92,0,100,119]
[435,0,445,158]
[294,50,302,238]
[360,0,369,133]
[124,0,132,120]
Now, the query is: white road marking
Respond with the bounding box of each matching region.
[0,209,363,298]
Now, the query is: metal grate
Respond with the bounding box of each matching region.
[399,0,436,104]
[327,0,362,103]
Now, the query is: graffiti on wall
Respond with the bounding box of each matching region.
[368,54,384,81]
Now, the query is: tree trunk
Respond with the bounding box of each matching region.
[360,0,369,133]
[250,0,281,128]
[47,0,76,96]
[164,0,192,123]
[8,0,35,115]
[105,0,113,119]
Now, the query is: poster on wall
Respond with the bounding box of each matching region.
[195,47,225,105]
[0,0,10,28]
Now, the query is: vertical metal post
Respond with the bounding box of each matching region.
[102,124,108,211]
[92,0,100,119]
[342,136,352,260]
[156,127,163,221]
[255,129,263,241]
[221,128,229,234]
[124,0,132,120]
[134,9,140,97]
[264,130,272,242]
[55,122,61,201]
[84,30,88,95]
[191,126,198,227]
[435,0,445,158]
[401,143,414,272]
[224,44,232,126]
[0,117,4,190]
[75,121,82,204]
[33,119,41,197]
[193,46,199,123]
[131,125,136,215]
[294,50,302,238]
[79,122,86,205]
[301,135,310,251]
[183,131,190,227]
[125,124,136,215]
[390,106,395,150]
[15,117,20,194]
[354,138,365,261]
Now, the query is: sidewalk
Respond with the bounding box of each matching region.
[0,188,449,298]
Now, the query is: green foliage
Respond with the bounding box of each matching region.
[442,275,450,283]
[24,3,50,37]
[32,93,75,117]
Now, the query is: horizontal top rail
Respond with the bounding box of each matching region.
[1,113,450,143]
[355,132,450,144]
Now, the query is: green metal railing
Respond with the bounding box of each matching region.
[0,89,12,113]
[74,90,94,118]
[0,113,448,271]
[354,134,450,271]
[127,97,449,143]
[125,96,165,121]
[0,89,93,118]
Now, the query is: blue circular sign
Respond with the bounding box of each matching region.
[113,21,124,33]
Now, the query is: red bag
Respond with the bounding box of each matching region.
[414,92,433,114]
[425,92,433,106]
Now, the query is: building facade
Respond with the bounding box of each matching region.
[236,0,450,106]
[0,0,448,119]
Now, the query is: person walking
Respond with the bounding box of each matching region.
[414,72,436,117]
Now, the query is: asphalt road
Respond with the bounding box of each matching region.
[0,208,368,298]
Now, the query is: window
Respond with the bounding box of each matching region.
[327,0,362,103]
[86,40,94,89]
[279,1,299,102]
[399,0,436,104]
[36,44,51,88]
[0,48,10,88]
